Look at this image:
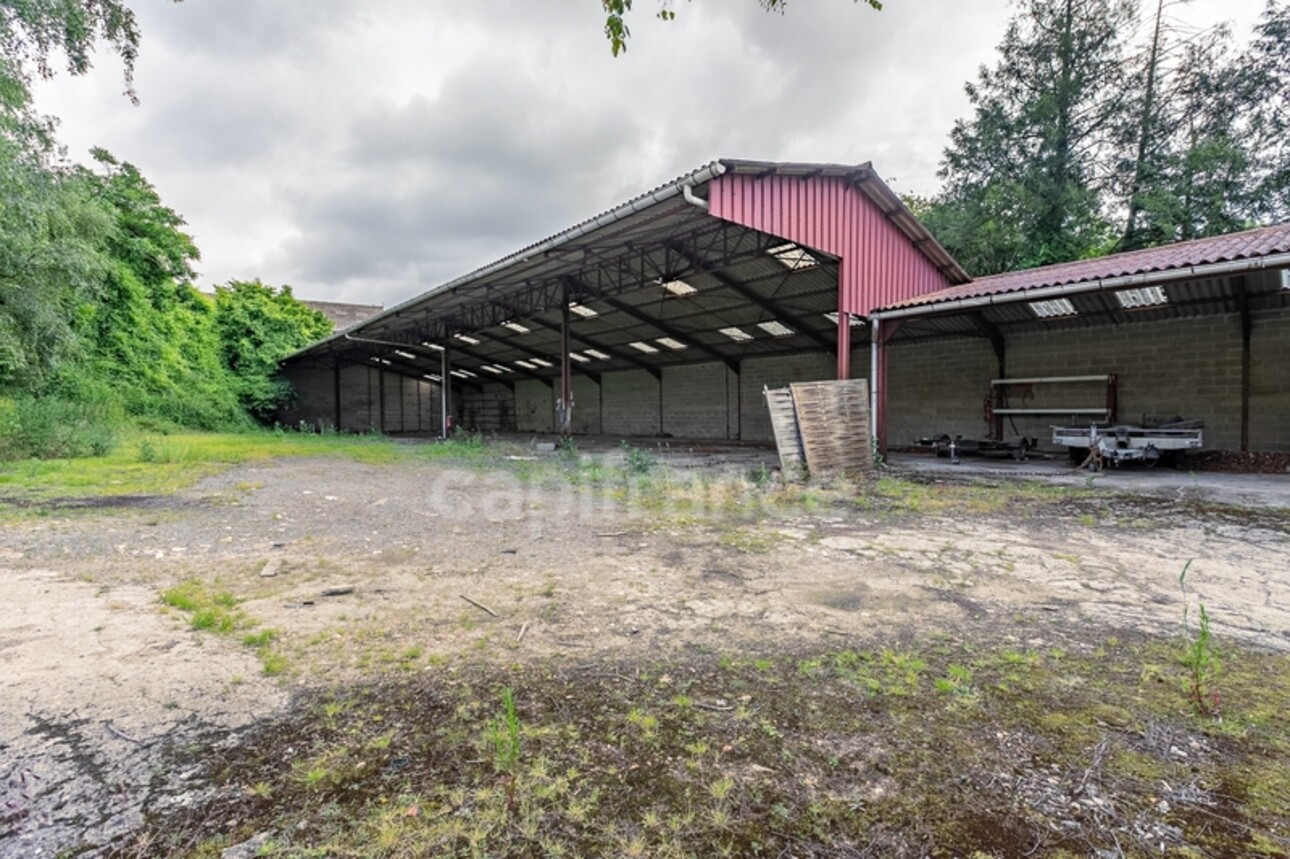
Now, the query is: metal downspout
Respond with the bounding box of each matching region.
[870,318,880,457]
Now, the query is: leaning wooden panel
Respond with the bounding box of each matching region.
[763,385,805,475]
[789,379,872,475]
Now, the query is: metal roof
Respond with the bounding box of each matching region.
[284,158,956,389]
[875,222,1290,315]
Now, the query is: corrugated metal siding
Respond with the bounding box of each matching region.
[709,174,952,317]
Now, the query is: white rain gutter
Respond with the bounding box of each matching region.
[682,182,709,210]
[870,252,1290,321]
[291,161,729,358]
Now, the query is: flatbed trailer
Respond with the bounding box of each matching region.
[1053,422,1203,469]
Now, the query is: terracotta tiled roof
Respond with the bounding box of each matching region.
[878,222,1290,311]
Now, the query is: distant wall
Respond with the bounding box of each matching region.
[281,307,1290,452]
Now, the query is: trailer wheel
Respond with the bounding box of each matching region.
[1143,444,1160,468]
[1012,438,1030,462]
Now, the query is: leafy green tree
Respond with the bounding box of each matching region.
[214,280,332,421]
[933,0,1133,275]
[0,138,109,392]
[70,151,245,428]
[1245,1,1290,223]
[600,0,882,55]
[0,0,141,101]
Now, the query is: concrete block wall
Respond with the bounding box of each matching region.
[887,337,997,445]
[515,379,555,433]
[571,375,602,435]
[885,308,1290,452]
[1249,307,1290,451]
[602,369,661,436]
[461,383,517,432]
[661,363,738,438]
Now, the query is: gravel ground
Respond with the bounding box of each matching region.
[2,455,1287,855]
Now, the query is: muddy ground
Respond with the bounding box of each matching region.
[1,455,1288,856]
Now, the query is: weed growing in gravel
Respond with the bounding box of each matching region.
[1179,560,1220,716]
[620,440,656,475]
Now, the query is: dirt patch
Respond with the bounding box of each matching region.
[1,455,1288,855]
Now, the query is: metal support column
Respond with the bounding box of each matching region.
[332,358,342,432]
[836,311,851,380]
[1238,277,1251,452]
[440,342,452,439]
[559,285,573,435]
[870,318,902,457]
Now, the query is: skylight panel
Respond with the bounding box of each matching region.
[451,369,477,379]
[393,350,417,360]
[421,341,445,351]
[757,321,794,337]
[423,374,441,382]
[1115,286,1168,309]
[568,352,590,363]
[661,279,697,297]
[1029,298,1078,319]
[454,334,481,345]
[501,321,531,335]
[569,303,599,318]
[719,326,754,342]
[481,365,504,375]
[583,349,611,360]
[655,337,687,350]
[514,359,537,370]
[530,357,554,368]
[824,312,865,327]
[629,341,661,354]
[768,242,819,270]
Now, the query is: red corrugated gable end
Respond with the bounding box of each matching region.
[708,172,953,317]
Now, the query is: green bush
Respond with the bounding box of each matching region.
[0,396,121,460]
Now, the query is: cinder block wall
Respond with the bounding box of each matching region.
[515,379,555,433]
[571,376,602,435]
[602,369,661,436]
[887,338,996,445]
[661,363,738,438]
[1249,307,1290,451]
[886,308,1290,452]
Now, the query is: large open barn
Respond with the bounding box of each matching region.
[280,159,1290,459]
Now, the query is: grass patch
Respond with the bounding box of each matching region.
[162,581,288,675]
[0,428,406,509]
[128,636,1290,857]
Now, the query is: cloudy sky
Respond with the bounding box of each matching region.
[33,0,1268,307]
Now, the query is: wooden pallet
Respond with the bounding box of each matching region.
[763,379,872,477]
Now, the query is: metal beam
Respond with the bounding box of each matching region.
[598,294,740,373]
[1238,276,1251,452]
[666,241,838,355]
[468,329,555,388]
[528,314,660,380]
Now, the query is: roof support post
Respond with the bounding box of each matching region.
[1238,276,1251,452]
[440,341,452,439]
[333,357,343,433]
[559,283,574,436]
[836,312,851,380]
[968,312,1007,440]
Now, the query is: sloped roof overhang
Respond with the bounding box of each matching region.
[284,159,961,384]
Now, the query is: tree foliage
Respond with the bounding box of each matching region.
[926,0,1290,275]
[600,0,882,56]
[0,0,142,101]
[214,280,332,421]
